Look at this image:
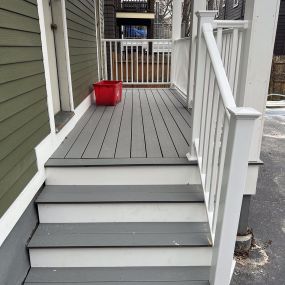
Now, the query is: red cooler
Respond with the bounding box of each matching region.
[93,80,122,106]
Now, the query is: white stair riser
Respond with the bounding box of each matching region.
[45,166,200,185]
[29,247,212,267]
[38,203,207,223]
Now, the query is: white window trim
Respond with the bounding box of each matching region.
[233,0,239,8]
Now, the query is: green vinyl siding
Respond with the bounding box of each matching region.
[0,0,50,217]
[66,0,98,107]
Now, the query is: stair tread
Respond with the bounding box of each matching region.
[28,223,212,248]
[25,267,210,284]
[36,185,204,204]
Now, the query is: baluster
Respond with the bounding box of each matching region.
[162,41,165,83]
[115,41,118,80]
[109,41,113,80]
[142,41,144,83]
[202,64,215,180]
[233,30,243,98]
[126,41,129,83]
[104,41,107,79]
[198,52,210,158]
[157,43,160,82]
[131,41,134,83]
[147,41,149,83]
[136,42,139,83]
[167,41,170,82]
[152,42,154,83]
[228,29,238,89]
[120,41,123,81]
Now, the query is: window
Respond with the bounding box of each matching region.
[233,0,239,7]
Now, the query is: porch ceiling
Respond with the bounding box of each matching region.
[47,88,192,166]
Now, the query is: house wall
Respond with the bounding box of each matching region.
[0,0,50,217]
[104,0,116,38]
[208,0,245,20]
[65,0,99,107]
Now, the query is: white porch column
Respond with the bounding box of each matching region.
[237,0,280,163]
[172,0,183,41]
[186,0,207,108]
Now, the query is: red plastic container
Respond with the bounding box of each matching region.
[93,80,122,106]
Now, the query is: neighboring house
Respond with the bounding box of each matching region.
[0,1,280,285]
[208,0,285,55]
[208,0,285,95]
[104,0,155,39]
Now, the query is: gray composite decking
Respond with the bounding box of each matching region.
[25,267,210,284]
[48,88,193,166]
[28,222,212,248]
[36,185,204,203]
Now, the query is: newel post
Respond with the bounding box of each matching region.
[210,108,261,285]
[188,11,217,159]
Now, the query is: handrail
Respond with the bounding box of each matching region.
[202,23,236,109]
[213,20,249,29]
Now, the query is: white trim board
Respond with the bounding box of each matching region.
[29,247,212,267]
[0,95,92,247]
[38,203,207,223]
[45,165,201,185]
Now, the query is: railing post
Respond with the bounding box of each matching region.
[188,11,217,159]
[210,107,260,285]
[186,0,207,108]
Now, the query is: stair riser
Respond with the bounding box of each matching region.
[38,203,207,223]
[45,166,200,185]
[29,247,212,267]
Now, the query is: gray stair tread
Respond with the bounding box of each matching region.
[28,223,212,248]
[36,185,204,204]
[25,267,210,284]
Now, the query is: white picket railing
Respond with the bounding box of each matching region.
[190,13,260,285]
[213,20,248,99]
[102,39,172,84]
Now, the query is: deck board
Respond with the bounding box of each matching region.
[140,89,162,158]
[131,89,146,158]
[49,88,193,165]
[99,90,126,158]
[83,106,114,158]
[152,90,189,157]
[115,89,133,158]
[66,106,105,158]
[145,89,178,158]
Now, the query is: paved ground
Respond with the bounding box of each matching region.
[231,111,285,285]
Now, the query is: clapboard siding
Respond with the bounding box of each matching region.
[0,0,50,217]
[66,0,98,107]
[210,0,244,20]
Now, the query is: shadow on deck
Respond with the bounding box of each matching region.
[47,88,193,166]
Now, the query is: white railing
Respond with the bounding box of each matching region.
[102,39,172,84]
[213,20,248,99]
[171,38,191,96]
[190,13,260,285]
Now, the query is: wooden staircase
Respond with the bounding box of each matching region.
[24,167,213,284]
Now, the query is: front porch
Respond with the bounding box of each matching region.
[48,88,192,166]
